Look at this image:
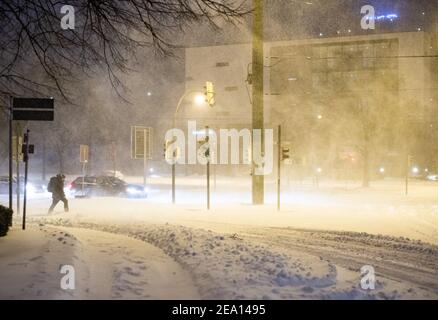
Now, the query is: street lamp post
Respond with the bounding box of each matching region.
[172,89,213,204]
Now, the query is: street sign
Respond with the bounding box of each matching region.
[80,145,89,163]
[12,98,54,121]
[131,126,152,160]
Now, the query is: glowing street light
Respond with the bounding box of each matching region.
[194,94,205,106]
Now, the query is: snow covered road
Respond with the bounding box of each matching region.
[28,218,438,300]
[2,178,438,299]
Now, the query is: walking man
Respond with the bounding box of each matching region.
[48,174,69,213]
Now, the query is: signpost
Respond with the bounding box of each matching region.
[8,97,54,228]
[13,134,23,216]
[131,126,152,187]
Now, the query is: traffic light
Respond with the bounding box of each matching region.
[164,139,180,162]
[204,81,215,107]
[164,139,173,161]
[281,147,290,161]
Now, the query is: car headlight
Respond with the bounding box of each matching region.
[26,183,36,194]
[126,187,142,194]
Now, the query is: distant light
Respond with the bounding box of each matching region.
[316,167,322,174]
[194,94,205,106]
[348,29,352,33]
[149,168,154,173]
[26,183,36,194]
[319,33,323,37]
[412,167,419,174]
[375,14,399,21]
[317,114,323,120]
[379,167,385,173]
[288,77,298,81]
[425,168,429,173]
[147,92,152,96]
[417,27,422,31]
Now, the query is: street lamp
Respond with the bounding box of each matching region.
[171,82,215,204]
[194,94,205,106]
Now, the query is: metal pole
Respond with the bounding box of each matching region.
[206,126,210,210]
[172,118,176,204]
[8,96,13,211]
[213,164,216,191]
[143,129,147,188]
[15,124,21,217]
[42,131,46,181]
[172,163,176,204]
[405,154,410,196]
[81,162,86,196]
[22,129,29,230]
[252,0,264,205]
[277,125,281,211]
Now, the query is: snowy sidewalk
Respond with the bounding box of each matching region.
[0,225,200,299]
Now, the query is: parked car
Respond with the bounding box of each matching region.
[69,176,147,198]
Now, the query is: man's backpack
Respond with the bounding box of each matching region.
[47,177,56,193]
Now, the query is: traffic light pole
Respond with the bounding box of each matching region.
[172,163,176,203]
[206,126,210,210]
[277,125,281,211]
[22,129,30,230]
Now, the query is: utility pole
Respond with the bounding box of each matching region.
[252,0,264,205]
